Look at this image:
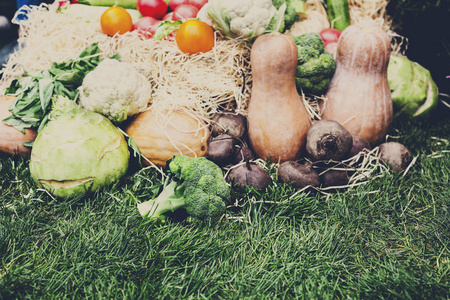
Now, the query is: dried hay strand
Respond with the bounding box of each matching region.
[0,2,252,123]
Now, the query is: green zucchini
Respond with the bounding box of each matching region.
[324,0,351,32]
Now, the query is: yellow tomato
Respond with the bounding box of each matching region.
[100,6,133,37]
[175,19,215,54]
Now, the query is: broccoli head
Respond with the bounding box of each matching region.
[291,32,336,96]
[137,156,230,222]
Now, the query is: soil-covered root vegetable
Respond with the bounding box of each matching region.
[211,111,247,139]
[305,120,353,161]
[29,96,130,198]
[227,163,271,190]
[378,142,412,172]
[206,134,238,166]
[347,135,372,158]
[278,161,320,192]
[231,142,255,165]
[0,96,36,157]
[319,169,350,188]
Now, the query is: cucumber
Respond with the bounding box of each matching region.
[324,0,351,32]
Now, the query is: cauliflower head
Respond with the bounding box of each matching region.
[79,58,152,123]
[198,0,286,39]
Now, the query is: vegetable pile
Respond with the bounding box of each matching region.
[0,0,446,223]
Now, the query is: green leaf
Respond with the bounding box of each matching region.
[39,77,54,111]
[2,43,103,133]
[119,128,142,166]
[266,3,287,33]
[291,0,305,14]
[154,20,183,41]
[1,115,31,134]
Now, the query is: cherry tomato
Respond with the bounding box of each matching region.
[132,16,161,39]
[137,0,168,19]
[176,19,214,54]
[319,28,341,45]
[100,6,133,36]
[186,0,208,10]
[173,4,199,19]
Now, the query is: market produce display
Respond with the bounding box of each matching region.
[0,0,444,218]
[1,0,449,298]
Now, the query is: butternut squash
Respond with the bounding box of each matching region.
[247,33,311,163]
[0,96,37,157]
[321,22,393,146]
[125,109,209,167]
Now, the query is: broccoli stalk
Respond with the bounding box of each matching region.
[137,181,185,220]
[137,156,230,222]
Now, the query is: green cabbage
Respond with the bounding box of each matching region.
[30,96,130,198]
[388,54,439,119]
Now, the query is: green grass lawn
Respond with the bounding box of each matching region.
[1,106,449,299]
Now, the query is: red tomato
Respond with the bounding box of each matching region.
[173,4,198,19]
[132,16,161,39]
[187,0,207,10]
[137,0,168,19]
[169,0,187,11]
[176,19,214,54]
[324,41,338,56]
[319,28,341,45]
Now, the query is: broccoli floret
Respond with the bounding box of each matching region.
[291,32,336,96]
[137,156,230,222]
[272,0,304,32]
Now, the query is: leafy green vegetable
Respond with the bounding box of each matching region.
[29,96,130,198]
[154,20,183,41]
[137,156,230,223]
[272,0,304,32]
[388,54,439,119]
[3,43,107,133]
[291,32,336,95]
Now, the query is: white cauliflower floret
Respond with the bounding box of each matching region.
[230,5,276,37]
[79,59,152,123]
[199,0,285,39]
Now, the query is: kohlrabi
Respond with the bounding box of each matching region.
[30,96,130,198]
